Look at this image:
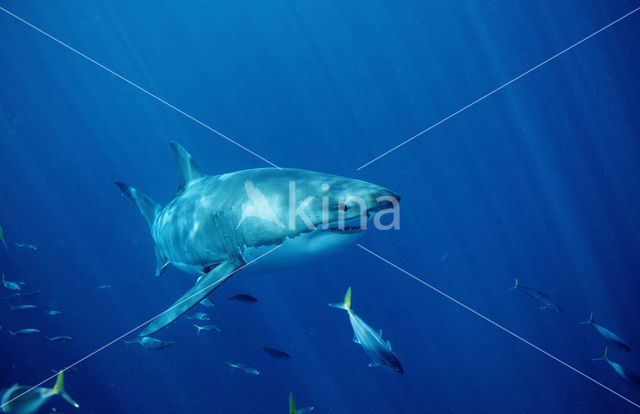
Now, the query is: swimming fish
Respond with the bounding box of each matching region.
[289,393,314,414]
[47,336,73,342]
[8,329,39,336]
[0,225,7,251]
[0,370,78,413]
[14,242,37,252]
[186,312,210,321]
[581,312,630,352]
[329,287,403,374]
[227,294,258,303]
[199,298,215,308]
[18,290,44,299]
[259,341,291,359]
[8,304,36,311]
[226,362,259,375]
[96,284,112,290]
[44,310,62,316]
[193,324,221,335]
[123,336,175,350]
[2,274,22,292]
[593,347,640,388]
[509,278,563,312]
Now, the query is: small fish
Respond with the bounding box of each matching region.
[440,249,451,263]
[581,312,631,352]
[509,278,563,312]
[259,341,291,359]
[186,312,210,321]
[227,294,257,303]
[44,310,62,316]
[2,273,22,291]
[7,300,33,308]
[289,393,314,414]
[19,290,44,298]
[0,370,79,413]
[9,328,39,336]
[593,347,640,388]
[96,284,112,290]
[0,225,7,250]
[226,362,259,375]
[14,242,37,252]
[47,336,73,342]
[193,324,221,335]
[199,298,216,308]
[123,336,175,350]
[330,287,403,374]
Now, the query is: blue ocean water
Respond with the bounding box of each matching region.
[1,1,640,413]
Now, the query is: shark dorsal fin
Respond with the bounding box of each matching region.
[170,141,205,195]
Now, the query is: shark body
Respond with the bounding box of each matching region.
[117,142,399,336]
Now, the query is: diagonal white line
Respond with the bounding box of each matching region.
[0,6,281,170]
[356,243,640,410]
[356,5,640,170]
[0,244,281,410]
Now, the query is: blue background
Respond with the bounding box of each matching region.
[1,1,639,413]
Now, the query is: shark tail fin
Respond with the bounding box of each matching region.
[580,312,594,325]
[52,370,79,408]
[289,392,296,414]
[170,141,205,195]
[115,182,162,228]
[593,347,609,362]
[508,278,519,292]
[9,330,15,335]
[329,287,352,311]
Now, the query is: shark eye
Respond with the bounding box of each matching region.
[338,203,348,212]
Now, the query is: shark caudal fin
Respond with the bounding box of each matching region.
[115,182,168,277]
[51,370,79,408]
[170,141,205,195]
[329,287,352,311]
[593,347,609,362]
[115,182,162,228]
[508,278,520,292]
[580,312,595,325]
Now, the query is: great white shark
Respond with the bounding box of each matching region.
[116,142,400,336]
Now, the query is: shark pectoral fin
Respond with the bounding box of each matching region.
[352,336,360,344]
[139,260,237,337]
[154,247,169,277]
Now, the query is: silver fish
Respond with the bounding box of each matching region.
[0,371,78,413]
[9,304,36,311]
[509,278,563,312]
[226,362,259,375]
[44,310,62,316]
[186,312,210,321]
[123,336,175,350]
[329,287,403,374]
[9,328,39,336]
[194,324,221,335]
[2,273,22,291]
[593,347,640,388]
[14,242,37,251]
[47,336,73,342]
[581,312,630,351]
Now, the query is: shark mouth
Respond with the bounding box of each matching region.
[322,215,368,234]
